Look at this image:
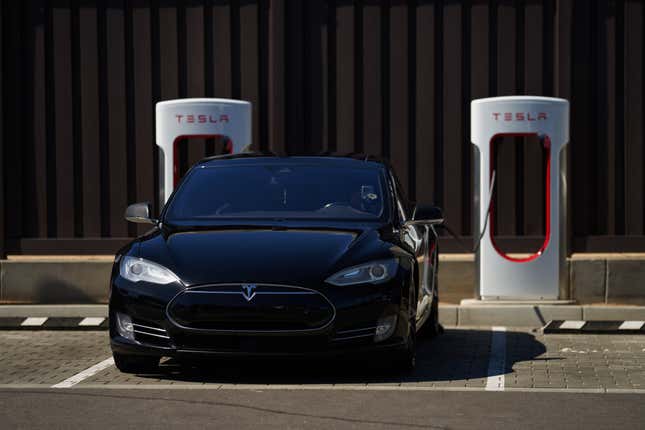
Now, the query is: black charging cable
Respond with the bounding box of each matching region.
[437,170,496,254]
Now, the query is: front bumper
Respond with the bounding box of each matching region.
[109,274,413,359]
[110,335,407,359]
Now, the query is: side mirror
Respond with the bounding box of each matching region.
[124,202,157,225]
[409,204,444,226]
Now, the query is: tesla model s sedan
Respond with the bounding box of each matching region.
[109,154,443,373]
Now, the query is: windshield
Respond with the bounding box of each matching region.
[164,164,387,222]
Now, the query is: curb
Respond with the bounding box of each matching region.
[2,305,645,331]
[0,317,108,330]
[543,320,645,334]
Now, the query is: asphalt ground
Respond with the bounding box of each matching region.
[1,328,644,429]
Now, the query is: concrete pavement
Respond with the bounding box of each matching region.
[2,389,644,429]
[2,328,645,391]
[1,327,645,429]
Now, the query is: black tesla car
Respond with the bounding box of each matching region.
[109,154,443,373]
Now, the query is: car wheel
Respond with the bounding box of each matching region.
[419,268,443,338]
[391,318,416,373]
[113,353,159,374]
[423,295,443,338]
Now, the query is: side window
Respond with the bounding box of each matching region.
[389,170,410,222]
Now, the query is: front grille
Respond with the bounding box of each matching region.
[132,320,172,348]
[174,333,329,353]
[167,284,335,332]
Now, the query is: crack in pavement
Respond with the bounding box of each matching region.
[0,390,447,429]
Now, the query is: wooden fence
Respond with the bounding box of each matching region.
[1,0,644,254]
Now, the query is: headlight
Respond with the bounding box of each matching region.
[325,258,398,286]
[119,256,182,285]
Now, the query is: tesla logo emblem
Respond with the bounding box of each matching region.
[241,284,257,302]
[175,114,230,124]
[492,112,548,121]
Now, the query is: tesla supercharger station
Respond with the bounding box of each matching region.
[471,96,569,300]
[156,98,252,202]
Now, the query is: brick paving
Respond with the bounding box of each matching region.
[520,333,645,390]
[0,331,110,385]
[1,328,644,390]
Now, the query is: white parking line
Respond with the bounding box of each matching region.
[78,317,105,326]
[485,326,506,391]
[51,357,114,388]
[21,317,48,327]
[559,320,586,330]
[619,321,645,330]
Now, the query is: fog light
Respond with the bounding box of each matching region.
[116,312,135,341]
[374,314,398,343]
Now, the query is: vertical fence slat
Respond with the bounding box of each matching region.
[390,1,409,195]
[53,3,75,237]
[319,0,329,152]
[30,0,48,238]
[555,0,574,250]
[186,3,207,163]
[442,1,463,233]
[22,2,37,237]
[604,0,616,235]
[461,3,471,233]
[284,0,304,153]
[624,0,643,234]
[325,0,336,152]
[186,4,205,98]
[335,2,355,153]
[156,2,178,197]
[304,0,325,154]
[159,5,179,100]
[555,0,573,103]
[570,0,593,239]
[0,0,4,256]
[523,1,545,236]
[414,0,435,206]
[470,0,489,240]
[593,0,611,235]
[471,2,489,100]
[132,4,154,234]
[106,4,128,237]
[79,5,101,237]
[212,0,233,98]
[267,0,285,153]
[362,2,381,157]
[4,3,24,242]
[240,1,259,150]
[493,0,517,236]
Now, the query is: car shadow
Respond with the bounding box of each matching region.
[134,328,548,385]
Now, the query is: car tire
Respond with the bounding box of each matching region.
[113,353,159,374]
[391,318,416,373]
[419,266,443,338]
[422,295,442,338]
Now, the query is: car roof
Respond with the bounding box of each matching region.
[197,152,390,170]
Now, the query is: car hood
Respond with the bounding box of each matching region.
[135,227,395,286]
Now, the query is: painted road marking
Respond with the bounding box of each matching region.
[559,320,586,330]
[78,317,105,326]
[51,357,114,388]
[619,321,645,330]
[20,317,48,327]
[485,326,506,391]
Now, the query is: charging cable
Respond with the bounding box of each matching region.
[438,170,496,253]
